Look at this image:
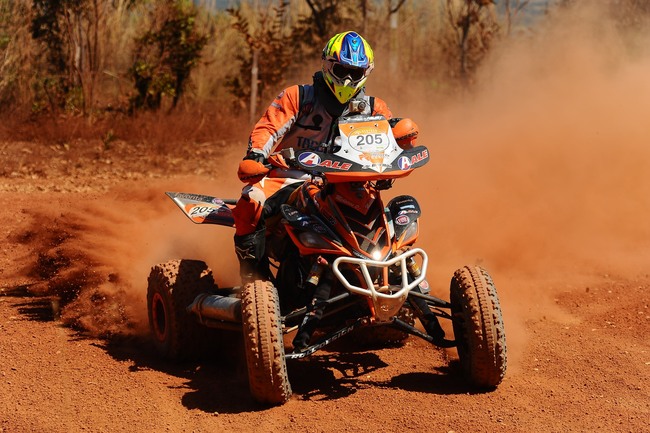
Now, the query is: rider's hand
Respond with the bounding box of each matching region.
[238,159,269,184]
[390,118,419,150]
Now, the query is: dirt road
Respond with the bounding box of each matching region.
[0,131,648,433]
[2,8,650,430]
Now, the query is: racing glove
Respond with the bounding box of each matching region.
[389,117,419,150]
[238,150,269,184]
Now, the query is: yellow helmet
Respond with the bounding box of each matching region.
[322,31,375,104]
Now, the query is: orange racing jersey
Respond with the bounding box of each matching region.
[247,83,392,159]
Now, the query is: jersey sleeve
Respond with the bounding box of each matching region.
[371,96,393,119]
[247,85,301,157]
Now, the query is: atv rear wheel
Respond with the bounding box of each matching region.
[147,259,216,360]
[241,280,292,405]
[450,265,507,388]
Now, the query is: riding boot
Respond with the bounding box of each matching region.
[292,309,321,352]
[233,228,269,285]
[292,271,333,351]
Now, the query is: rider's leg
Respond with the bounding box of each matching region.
[232,178,303,285]
[232,186,268,285]
[233,226,269,284]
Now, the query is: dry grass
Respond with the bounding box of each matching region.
[3,1,644,146]
[0,104,249,148]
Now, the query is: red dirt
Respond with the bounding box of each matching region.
[1,6,650,432]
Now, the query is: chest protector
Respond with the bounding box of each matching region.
[275,85,375,153]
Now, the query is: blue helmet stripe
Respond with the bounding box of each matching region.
[339,32,369,67]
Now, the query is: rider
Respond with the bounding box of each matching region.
[232,31,437,349]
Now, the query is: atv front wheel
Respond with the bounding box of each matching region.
[450,265,507,388]
[241,280,292,405]
[147,259,216,360]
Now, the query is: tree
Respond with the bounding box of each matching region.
[387,0,408,75]
[227,1,293,120]
[0,1,32,110]
[293,0,358,55]
[444,0,500,85]
[129,0,208,112]
[504,0,530,36]
[31,0,103,114]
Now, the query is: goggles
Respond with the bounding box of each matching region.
[331,63,366,82]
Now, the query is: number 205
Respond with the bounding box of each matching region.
[355,133,384,146]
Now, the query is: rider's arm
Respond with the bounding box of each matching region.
[247,85,302,159]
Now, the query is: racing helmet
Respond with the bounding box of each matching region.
[322,31,375,104]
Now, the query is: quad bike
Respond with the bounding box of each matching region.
[146,114,507,406]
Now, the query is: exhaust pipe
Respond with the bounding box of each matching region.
[187,293,242,324]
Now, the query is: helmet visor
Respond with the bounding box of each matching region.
[331,63,366,83]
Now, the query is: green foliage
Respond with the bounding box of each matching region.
[0,0,581,121]
[31,0,67,75]
[29,0,107,114]
[129,0,209,112]
[30,0,73,112]
[225,0,360,114]
[226,1,293,113]
[0,2,20,109]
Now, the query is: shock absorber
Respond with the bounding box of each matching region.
[406,254,430,295]
[406,255,421,277]
[392,248,430,295]
[306,256,328,287]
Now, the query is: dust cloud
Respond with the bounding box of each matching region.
[390,3,650,360]
[16,172,243,337]
[12,5,650,352]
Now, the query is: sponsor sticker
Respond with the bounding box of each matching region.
[298,152,352,171]
[298,152,321,167]
[318,160,353,170]
[398,156,412,171]
[185,204,217,222]
[395,215,410,225]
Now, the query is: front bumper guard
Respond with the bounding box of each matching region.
[332,248,428,322]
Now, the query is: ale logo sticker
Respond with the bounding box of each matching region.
[298,152,321,167]
[398,156,412,171]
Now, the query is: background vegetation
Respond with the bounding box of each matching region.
[0,0,647,144]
